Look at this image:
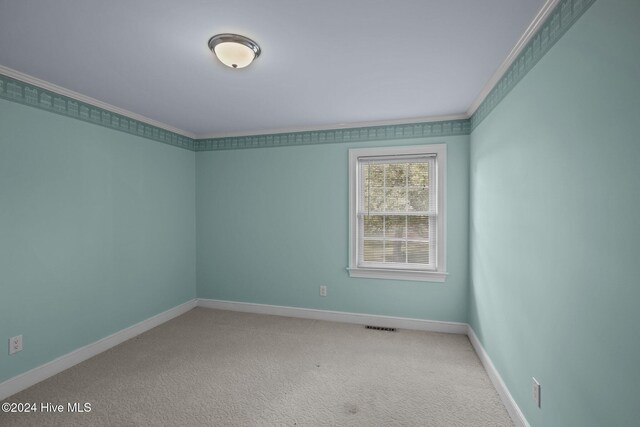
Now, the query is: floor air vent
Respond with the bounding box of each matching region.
[365,325,397,332]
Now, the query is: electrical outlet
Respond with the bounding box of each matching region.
[532,377,541,408]
[320,285,327,297]
[9,335,22,355]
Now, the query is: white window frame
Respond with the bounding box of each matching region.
[348,143,447,282]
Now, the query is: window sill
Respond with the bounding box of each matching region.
[346,267,447,282]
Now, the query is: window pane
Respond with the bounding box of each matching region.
[363,240,384,262]
[364,164,384,187]
[407,242,429,264]
[385,187,407,211]
[385,240,406,263]
[385,163,406,187]
[363,215,384,238]
[385,215,406,239]
[364,188,385,212]
[407,216,429,240]
[408,188,428,212]
[408,163,428,187]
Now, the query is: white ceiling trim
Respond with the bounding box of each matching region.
[466,0,560,117]
[194,113,470,140]
[0,64,196,139]
[0,0,552,142]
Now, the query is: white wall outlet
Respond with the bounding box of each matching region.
[9,335,22,355]
[320,285,327,297]
[532,377,541,408]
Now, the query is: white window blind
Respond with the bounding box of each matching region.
[357,155,437,270]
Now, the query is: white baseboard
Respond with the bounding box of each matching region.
[1,296,529,427]
[198,298,528,426]
[0,299,197,401]
[197,298,467,334]
[467,326,530,427]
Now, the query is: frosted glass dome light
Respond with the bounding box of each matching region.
[208,34,261,69]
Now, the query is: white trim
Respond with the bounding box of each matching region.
[1,63,467,141]
[466,0,559,117]
[0,65,196,139]
[194,114,469,140]
[0,2,555,141]
[0,299,197,401]
[0,296,530,427]
[346,267,447,282]
[348,143,447,282]
[467,326,531,427]
[199,299,528,426]
[197,298,467,334]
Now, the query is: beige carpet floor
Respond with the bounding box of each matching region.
[1,308,513,426]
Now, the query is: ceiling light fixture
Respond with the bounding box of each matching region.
[208,33,261,69]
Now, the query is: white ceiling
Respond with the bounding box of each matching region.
[0,0,546,137]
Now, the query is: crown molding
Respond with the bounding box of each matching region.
[190,0,596,144]
[466,0,560,118]
[0,71,196,151]
[194,118,471,151]
[0,64,468,152]
[469,0,596,129]
[1,0,596,151]
[0,65,196,139]
[194,113,469,140]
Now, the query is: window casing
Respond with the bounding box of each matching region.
[348,144,446,282]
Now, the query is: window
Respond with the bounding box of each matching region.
[348,144,446,282]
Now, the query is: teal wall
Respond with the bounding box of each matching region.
[469,1,640,426]
[196,136,469,322]
[0,99,196,383]
[3,1,638,424]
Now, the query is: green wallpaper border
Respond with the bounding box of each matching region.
[0,74,196,151]
[194,120,470,151]
[470,0,596,130]
[0,0,595,151]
